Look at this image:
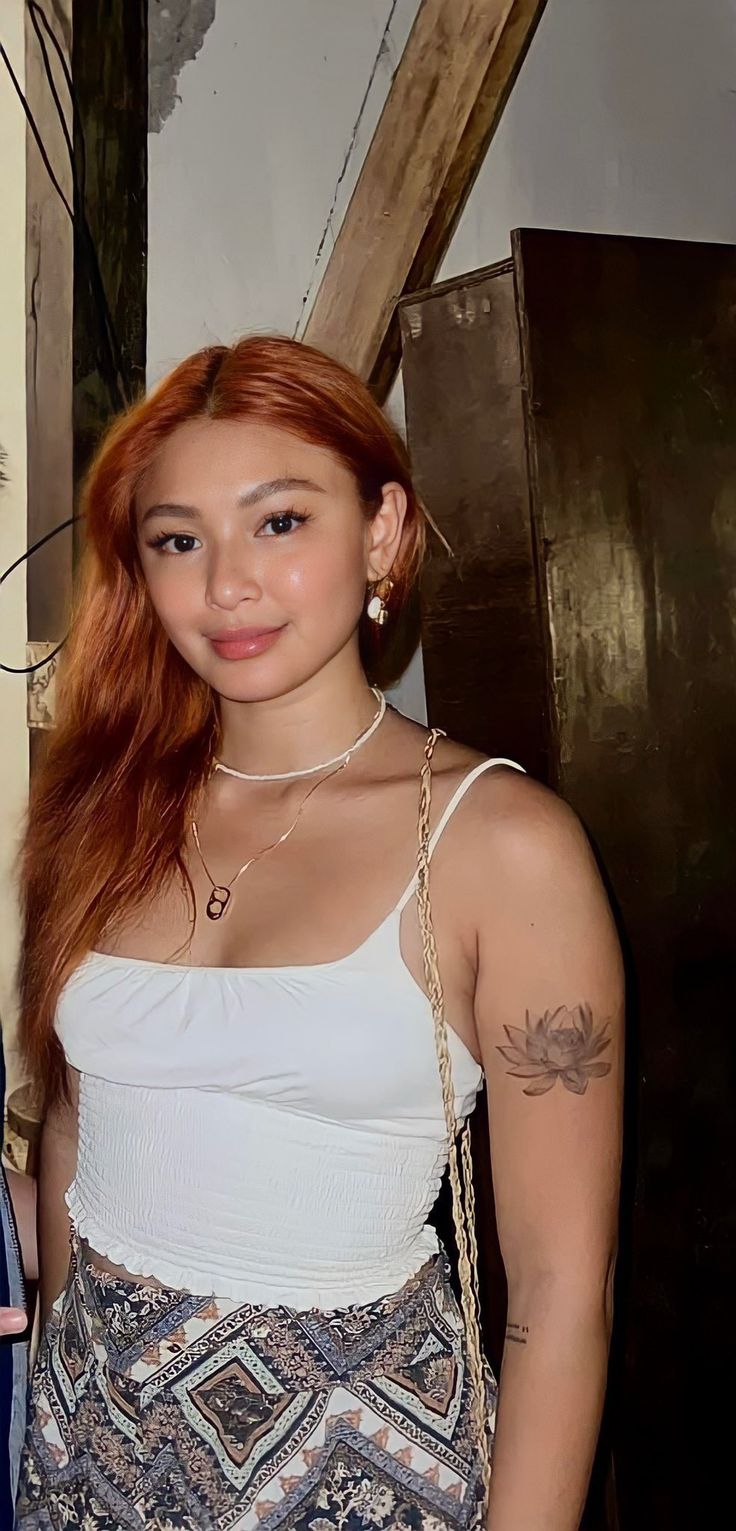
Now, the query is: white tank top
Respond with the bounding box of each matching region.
[55,755,525,1307]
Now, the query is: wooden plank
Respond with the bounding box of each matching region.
[400,262,550,780]
[24,0,73,651]
[304,0,548,397]
[513,227,736,1527]
[24,2,74,785]
[21,0,146,766]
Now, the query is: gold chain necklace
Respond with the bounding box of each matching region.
[189,753,350,918]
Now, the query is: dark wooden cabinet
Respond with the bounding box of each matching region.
[400,228,736,1529]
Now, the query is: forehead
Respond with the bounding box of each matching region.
[136,417,355,511]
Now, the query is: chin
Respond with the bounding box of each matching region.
[203,657,309,707]
[213,677,290,705]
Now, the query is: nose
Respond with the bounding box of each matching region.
[205,542,263,611]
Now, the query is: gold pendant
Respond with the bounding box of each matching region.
[206,886,231,920]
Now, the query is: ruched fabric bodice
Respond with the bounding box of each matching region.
[55,755,525,1306]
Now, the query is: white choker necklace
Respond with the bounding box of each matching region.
[213,687,387,782]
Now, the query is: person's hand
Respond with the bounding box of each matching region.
[0,1306,27,1336]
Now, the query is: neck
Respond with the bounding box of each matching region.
[215,662,381,778]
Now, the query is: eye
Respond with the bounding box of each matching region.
[257,510,310,537]
[146,532,201,555]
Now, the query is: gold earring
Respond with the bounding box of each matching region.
[366,575,394,626]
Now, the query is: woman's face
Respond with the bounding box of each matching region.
[135,417,406,700]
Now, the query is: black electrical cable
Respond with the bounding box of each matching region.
[26,2,73,167]
[0,4,132,673]
[28,0,86,197]
[0,515,83,675]
[2,7,129,410]
[26,0,130,410]
[0,39,73,219]
[0,39,75,674]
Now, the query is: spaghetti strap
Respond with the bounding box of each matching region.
[394,754,526,914]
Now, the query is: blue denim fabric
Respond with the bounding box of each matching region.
[0,1042,28,1529]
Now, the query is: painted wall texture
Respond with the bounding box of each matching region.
[441,0,736,282]
[147,0,422,380]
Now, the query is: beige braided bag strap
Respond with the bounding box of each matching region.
[416,728,492,1503]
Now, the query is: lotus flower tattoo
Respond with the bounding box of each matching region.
[497,1003,612,1095]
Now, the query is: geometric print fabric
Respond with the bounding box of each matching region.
[16,1234,497,1529]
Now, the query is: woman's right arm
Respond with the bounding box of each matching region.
[38,1071,78,1325]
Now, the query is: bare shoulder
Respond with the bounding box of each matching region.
[383,712,590,878]
[430,730,599,906]
[385,712,513,787]
[471,759,589,867]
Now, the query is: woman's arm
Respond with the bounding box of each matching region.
[37,1072,78,1325]
[472,775,624,1530]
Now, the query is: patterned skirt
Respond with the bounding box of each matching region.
[16,1234,497,1530]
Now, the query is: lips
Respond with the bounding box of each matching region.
[206,624,286,660]
[206,626,282,641]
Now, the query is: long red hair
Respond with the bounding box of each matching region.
[16,334,426,1111]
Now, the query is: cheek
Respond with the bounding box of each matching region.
[281,528,367,607]
[140,554,201,632]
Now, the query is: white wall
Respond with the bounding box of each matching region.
[147,0,422,379]
[0,0,30,1089]
[443,0,736,280]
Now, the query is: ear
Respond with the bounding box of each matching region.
[365,483,408,582]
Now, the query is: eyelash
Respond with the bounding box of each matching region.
[146,509,311,555]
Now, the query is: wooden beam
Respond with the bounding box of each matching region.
[24,1,73,775]
[24,1,73,665]
[22,1,147,760]
[303,0,548,398]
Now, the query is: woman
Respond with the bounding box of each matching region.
[15,335,623,1530]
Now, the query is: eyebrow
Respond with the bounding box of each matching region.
[140,477,326,526]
